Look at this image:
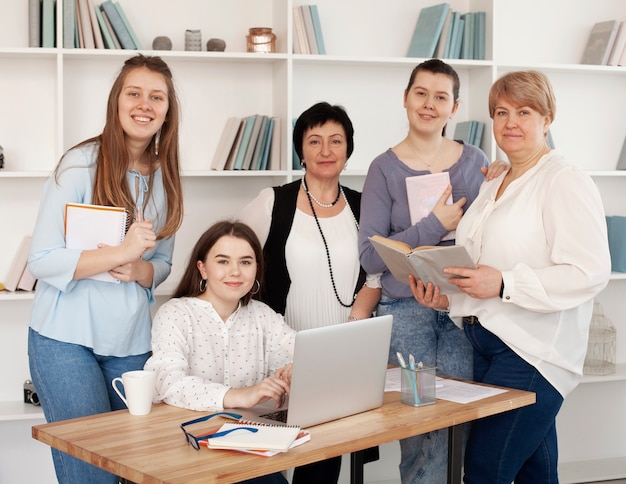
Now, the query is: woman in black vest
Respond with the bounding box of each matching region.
[240,102,381,483]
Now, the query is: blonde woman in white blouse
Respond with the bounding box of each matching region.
[145,220,295,416]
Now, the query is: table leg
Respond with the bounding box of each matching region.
[447,424,463,484]
[350,450,365,484]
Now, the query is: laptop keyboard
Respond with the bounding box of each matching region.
[259,409,288,423]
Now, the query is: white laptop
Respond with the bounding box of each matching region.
[232,314,393,429]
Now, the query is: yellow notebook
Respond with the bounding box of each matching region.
[205,421,301,453]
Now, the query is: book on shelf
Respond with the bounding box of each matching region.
[29,0,41,47]
[435,8,453,58]
[473,11,486,60]
[406,172,454,242]
[309,5,326,55]
[292,6,310,54]
[406,2,450,58]
[546,129,556,149]
[62,0,76,47]
[100,0,134,49]
[258,117,275,171]
[94,4,117,49]
[87,0,105,48]
[250,116,270,171]
[617,135,626,170]
[2,236,33,292]
[581,20,620,65]
[606,215,626,273]
[17,264,37,292]
[232,115,256,170]
[224,119,246,171]
[454,120,484,147]
[65,203,130,283]
[460,12,473,60]
[99,7,122,49]
[607,21,626,66]
[77,0,96,48]
[300,5,319,55]
[448,12,464,59]
[41,0,55,48]
[202,421,302,453]
[268,117,282,171]
[241,115,265,170]
[369,235,475,293]
[114,1,142,49]
[211,117,243,171]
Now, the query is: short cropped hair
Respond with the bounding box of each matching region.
[488,70,556,122]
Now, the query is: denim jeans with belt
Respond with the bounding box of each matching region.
[377,296,473,484]
[28,328,150,484]
[463,321,563,484]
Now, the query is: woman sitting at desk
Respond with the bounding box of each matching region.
[145,220,295,484]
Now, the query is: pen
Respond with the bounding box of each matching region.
[397,352,420,404]
[409,354,420,404]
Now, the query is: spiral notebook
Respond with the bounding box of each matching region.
[64,203,130,283]
[205,421,302,452]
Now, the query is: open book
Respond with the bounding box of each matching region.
[203,421,302,453]
[369,235,475,293]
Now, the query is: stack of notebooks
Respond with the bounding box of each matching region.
[292,4,326,54]
[199,420,310,457]
[211,115,281,171]
[453,120,485,148]
[406,3,486,60]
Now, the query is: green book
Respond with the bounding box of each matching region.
[406,3,450,58]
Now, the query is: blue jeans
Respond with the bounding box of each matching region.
[463,322,563,484]
[377,296,473,484]
[28,328,150,484]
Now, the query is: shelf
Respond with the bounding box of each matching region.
[587,171,626,177]
[0,402,44,422]
[581,363,626,384]
[559,456,626,483]
[0,291,35,302]
[610,272,626,281]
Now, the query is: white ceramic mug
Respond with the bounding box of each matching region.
[112,370,156,416]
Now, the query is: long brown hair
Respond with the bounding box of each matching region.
[56,54,183,239]
[174,220,265,306]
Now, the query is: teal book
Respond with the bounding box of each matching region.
[309,5,326,55]
[114,1,142,49]
[472,122,485,148]
[42,0,55,48]
[250,116,270,170]
[94,5,116,49]
[474,11,486,60]
[242,115,264,170]
[233,116,256,170]
[453,120,473,144]
[460,12,474,60]
[100,0,134,49]
[259,118,275,171]
[435,8,453,58]
[468,120,477,146]
[450,16,465,59]
[406,3,450,58]
[443,11,459,58]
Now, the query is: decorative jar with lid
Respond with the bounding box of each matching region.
[583,301,616,375]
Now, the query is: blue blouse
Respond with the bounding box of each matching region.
[28,142,175,356]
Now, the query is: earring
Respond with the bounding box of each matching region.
[300,160,306,169]
[154,128,161,156]
[249,280,261,295]
[199,278,207,293]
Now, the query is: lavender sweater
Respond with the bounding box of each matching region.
[359,142,489,299]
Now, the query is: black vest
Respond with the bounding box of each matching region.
[261,180,366,315]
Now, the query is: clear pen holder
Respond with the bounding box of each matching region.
[401,366,436,407]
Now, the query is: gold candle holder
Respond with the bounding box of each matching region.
[246,27,276,53]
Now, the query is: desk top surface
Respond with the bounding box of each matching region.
[33,387,535,484]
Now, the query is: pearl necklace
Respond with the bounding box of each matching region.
[304,185,359,308]
[301,177,340,208]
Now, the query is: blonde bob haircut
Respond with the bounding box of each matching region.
[488,70,556,123]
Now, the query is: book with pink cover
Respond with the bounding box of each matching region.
[406,172,454,241]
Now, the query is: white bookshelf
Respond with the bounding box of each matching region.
[0,0,625,482]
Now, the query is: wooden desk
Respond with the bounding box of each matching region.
[33,388,534,484]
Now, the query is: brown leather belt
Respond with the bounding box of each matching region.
[462,316,480,325]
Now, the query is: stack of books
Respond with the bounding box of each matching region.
[453,120,485,148]
[406,3,486,60]
[581,20,626,66]
[211,115,281,171]
[29,0,142,49]
[292,4,326,54]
